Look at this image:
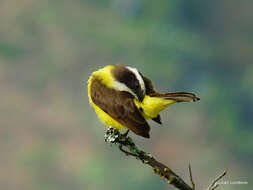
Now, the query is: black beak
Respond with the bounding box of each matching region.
[137,89,144,102]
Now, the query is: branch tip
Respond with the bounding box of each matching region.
[207,170,227,190]
[189,163,195,190]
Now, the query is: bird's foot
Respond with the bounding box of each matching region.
[105,127,130,143]
[104,127,119,143]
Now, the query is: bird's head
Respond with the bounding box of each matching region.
[112,65,146,102]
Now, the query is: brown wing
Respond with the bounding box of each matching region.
[90,78,150,138]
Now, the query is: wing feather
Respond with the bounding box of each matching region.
[90,78,150,138]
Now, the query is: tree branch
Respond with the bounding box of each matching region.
[189,163,195,190]
[207,170,227,190]
[104,127,227,190]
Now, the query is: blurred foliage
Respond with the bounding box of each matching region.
[0,0,252,190]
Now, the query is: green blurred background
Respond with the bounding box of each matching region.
[1,0,252,190]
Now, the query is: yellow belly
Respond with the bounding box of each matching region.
[92,103,127,130]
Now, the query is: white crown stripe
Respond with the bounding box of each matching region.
[112,80,138,100]
[126,66,146,94]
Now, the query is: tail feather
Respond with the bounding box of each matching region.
[149,92,200,102]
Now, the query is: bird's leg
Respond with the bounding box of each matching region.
[122,129,129,138]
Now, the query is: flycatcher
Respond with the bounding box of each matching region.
[88,64,199,138]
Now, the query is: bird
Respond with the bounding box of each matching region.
[88,64,200,138]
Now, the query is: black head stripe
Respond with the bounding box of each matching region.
[113,65,139,89]
[138,71,155,95]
